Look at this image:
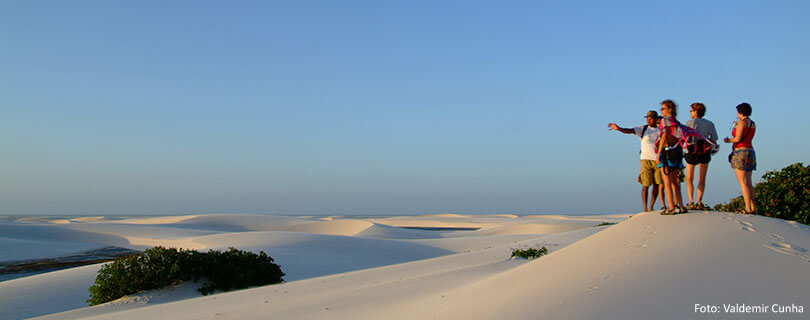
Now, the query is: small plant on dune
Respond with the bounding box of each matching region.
[715,163,809,225]
[595,222,617,227]
[87,246,284,306]
[511,246,548,259]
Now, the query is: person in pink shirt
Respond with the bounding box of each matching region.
[657,100,687,215]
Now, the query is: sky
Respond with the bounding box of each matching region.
[1,1,808,216]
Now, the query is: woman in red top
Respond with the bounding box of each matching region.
[723,103,756,214]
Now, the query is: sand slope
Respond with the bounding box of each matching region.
[426,212,810,320]
[4,212,808,320]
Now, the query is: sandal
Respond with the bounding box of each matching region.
[697,203,711,211]
[679,206,689,214]
[660,208,676,215]
[686,202,695,210]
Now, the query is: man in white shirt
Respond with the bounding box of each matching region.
[609,110,667,212]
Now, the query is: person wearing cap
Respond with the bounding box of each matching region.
[608,110,667,212]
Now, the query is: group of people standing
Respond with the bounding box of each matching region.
[609,100,757,215]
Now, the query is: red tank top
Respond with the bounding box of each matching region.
[732,120,755,149]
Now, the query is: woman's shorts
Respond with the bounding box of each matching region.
[731,149,756,171]
[638,160,663,186]
[657,146,685,170]
[684,152,711,165]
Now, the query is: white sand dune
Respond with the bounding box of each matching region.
[283,219,375,236]
[421,214,470,218]
[489,213,519,218]
[426,212,810,320]
[1,264,102,319]
[171,214,308,232]
[473,222,594,235]
[103,215,199,225]
[68,217,106,223]
[1,212,808,320]
[367,218,490,229]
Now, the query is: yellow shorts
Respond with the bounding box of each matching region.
[638,160,664,186]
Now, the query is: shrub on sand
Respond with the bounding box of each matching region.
[595,222,617,227]
[87,246,284,306]
[511,246,549,259]
[715,163,809,225]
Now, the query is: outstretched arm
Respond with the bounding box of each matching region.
[608,123,636,134]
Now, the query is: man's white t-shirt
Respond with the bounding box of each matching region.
[634,125,659,161]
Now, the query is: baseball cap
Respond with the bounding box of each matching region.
[645,110,661,118]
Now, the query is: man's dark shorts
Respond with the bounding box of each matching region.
[685,152,711,165]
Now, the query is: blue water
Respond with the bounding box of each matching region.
[0,246,139,282]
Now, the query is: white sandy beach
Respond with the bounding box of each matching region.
[1,212,808,320]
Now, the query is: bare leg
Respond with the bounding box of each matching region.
[671,169,685,210]
[658,184,667,209]
[661,168,675,210]
[696,163,709,205]
[735,169,756,213]
[685,163,696,205]
[745,170,756,213]
[651,184,659,210]
[642,186,650,212]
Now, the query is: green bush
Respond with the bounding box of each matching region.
[713,195,745,213]
[185,248,285,295]
[715,163,809,225]
[87,246,284,306]
[511,246,548,259]
[595,222,617,227]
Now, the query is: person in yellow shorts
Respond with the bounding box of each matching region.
[609,110,667,212]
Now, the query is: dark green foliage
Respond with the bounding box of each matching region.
[713,196,745,213]
[595,222,617,227]
[87,247,186,306]
[186,248,285,295]
[87,247,284,306]
[511,246,548,259]
[715,163,809,225]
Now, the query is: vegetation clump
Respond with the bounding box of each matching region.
[715,163,809,225]
[511,246,549,259]
[87,246,284,306]
[595,222,617,227]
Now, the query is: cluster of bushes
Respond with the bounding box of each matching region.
[715,163,809,225]
[87,246,284,306]
[511,246,548,259]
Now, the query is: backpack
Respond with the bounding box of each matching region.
[658,117,716,154]
[687,138,710,155]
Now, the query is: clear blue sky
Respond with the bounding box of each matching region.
[1,1,808,215]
